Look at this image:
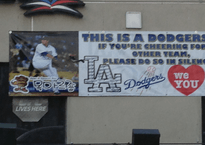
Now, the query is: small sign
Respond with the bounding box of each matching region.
[13,98,48,122]
[126,12,142,28]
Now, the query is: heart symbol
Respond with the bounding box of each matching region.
[168,65,204,96]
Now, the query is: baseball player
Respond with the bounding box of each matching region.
[32,35,60,94]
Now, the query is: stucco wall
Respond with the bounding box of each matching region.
[66,97,201,143]
[0,0,204,144]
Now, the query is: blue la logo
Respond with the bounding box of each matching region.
[20,0,85,18]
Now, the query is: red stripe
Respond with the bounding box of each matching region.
[32,6,51,11]
[52,0,78,6]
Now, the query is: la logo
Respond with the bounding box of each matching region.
[84,56,122,92]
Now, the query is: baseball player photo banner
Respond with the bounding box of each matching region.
[79,31,205,96]
[9,31,80,96]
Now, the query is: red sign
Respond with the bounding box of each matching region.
[168,65,204,96]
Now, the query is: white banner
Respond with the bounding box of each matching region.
[79,31,205,96]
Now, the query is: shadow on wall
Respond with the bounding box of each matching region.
[17,126,65,144]
[0,63,66,144]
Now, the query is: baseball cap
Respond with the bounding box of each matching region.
[42,35,49,40]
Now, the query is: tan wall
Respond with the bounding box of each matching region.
[0,1,204,144]
[66,97,201,143]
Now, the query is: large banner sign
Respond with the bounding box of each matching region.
[9,31,205,96]
[79,31,205,96]
[9,31,79,96]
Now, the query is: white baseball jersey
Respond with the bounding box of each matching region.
[32,43,57,69]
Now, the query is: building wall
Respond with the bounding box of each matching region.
[0,0,204,144]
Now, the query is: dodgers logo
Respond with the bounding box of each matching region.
[123,66,166,95]
[84,56,122,92]
[20,0,85,18]
[124,74,166,90]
